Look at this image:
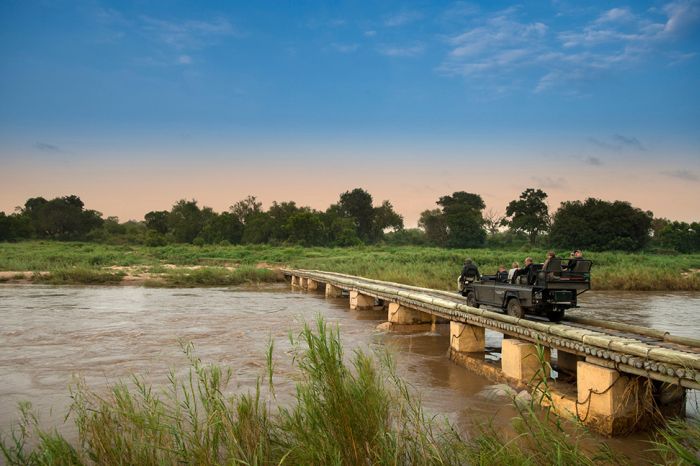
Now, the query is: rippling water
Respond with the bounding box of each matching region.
[1,284,698,459]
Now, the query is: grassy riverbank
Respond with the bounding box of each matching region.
[1,241,699,290]
[2,319,696,465]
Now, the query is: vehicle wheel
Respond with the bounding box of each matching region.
[546,308,565,322]
[506,299,524,319]
[466,292,479,308]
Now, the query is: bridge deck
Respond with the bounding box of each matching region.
[284,268,700,390]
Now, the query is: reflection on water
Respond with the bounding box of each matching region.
[0,285,698,460]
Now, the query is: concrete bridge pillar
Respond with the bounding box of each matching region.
[349,290,375,310]
[450,322,485,353]
[291,276,299,288]
[501,339,550,384]
[325,283,343,298]
[307,279,319,291]
[576,361,652,435]
[299,277,308,289]
[388,303,432,325]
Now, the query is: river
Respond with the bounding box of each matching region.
[0,284,698,461]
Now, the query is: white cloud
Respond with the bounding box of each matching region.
[329,43,359,53]
[438,2,700,95]
[440,2,480,21]
[177,54,193,65]
[364,30,377,37]
[378,43,425,57]
[384,11,423,27]
[594,7,634,25]
[663,0,700,34]
[139,16,236,49]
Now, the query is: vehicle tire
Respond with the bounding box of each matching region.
[546,308,565,322]
[466,292,479,308]
[506,298,524,319]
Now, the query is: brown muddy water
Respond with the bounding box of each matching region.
[0,284,698,461]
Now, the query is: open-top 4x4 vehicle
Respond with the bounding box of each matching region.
[459,259,592,322]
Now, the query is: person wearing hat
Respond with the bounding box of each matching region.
[566,249,584,271]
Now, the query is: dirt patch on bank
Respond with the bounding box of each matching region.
[0,271,49,284]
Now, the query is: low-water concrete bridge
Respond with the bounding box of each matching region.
[284,268,700,435]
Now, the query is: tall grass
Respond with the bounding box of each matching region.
[31,267,125,285]
[6,318,693,465]
[1,241,699,289]
[145,266,281,287]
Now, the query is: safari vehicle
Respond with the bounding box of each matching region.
[459,259,592,322]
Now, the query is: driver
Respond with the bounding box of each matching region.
[459,258,481,289]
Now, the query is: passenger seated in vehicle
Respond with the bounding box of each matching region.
[496,265,508,282]
[507,261,519,282]
[459,258,480,287]
[512,257,533,284]
[566,249,584,271]
[542,251,556,269]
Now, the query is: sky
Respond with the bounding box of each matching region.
[1,0,699,226]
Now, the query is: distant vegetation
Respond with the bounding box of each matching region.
[2,319,696,465]
[1,187,699,254]
[1,242,698,290]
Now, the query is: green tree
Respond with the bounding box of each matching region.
[418,209,448,246]
[383,228,427,246]
[230,195,262,224]
[286,210,326,246]
[337,188,375,242]
[22,195,103,240]
[437,191,486,248]
[144,210,170,235]
[0,212,32,241]
[657,221,700,253]
[549,198,653,251]
[323,207,362,246]
[104,216,126,236]
[168,199,204,243]
[503,188,550,244]
[241,212,273,244]
[371,200,404,240]
[200,212,244,245]
[268,201,300,243]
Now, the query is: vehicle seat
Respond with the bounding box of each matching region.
[543,258,562,272]
[572,260,592,273]
[528,264,543,285]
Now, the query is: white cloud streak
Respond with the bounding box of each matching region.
[438,1,700,94]
[378,43,425,57]
[384,11,423,27]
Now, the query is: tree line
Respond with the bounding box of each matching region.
[1,188,698,253]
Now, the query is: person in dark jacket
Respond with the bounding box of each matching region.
[566,249,584,270]
[460,259,480,283]
[512,257,533,283]
[496,265,509,282]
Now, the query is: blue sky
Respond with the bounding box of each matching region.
[1,1,699,223]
